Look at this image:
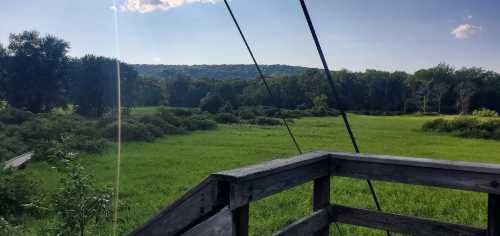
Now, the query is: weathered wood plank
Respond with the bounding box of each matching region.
[329,152,500,194]
[313,176,330,236]
[488,194,500,236]
[331,204,486,236]
[272,208,330,236]
[182,207,233,236]
[329,152,500,174]
[215,151,329,182]
[129,177,227,236]
[232,204,249,236]
[226,160,329,208]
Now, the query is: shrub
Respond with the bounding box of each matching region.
[238,110,257,120]
[422,118,450,132]
[215,113,240,124]
[472,108,498,117]
[0,107,34,124]
[158,108,182,127]
[220,102,234,113]
[281,109,312,118]
[248,117,282,126]
[18,114,108,158]
[171,108,197,117]
[0,217,24,236]
[199,93,224,114]
[310,107,340,117]
[52,152,112,236]
[103,120,154,142]
[0,169,40,218]
[182,116,217,131]
[422,117,500,140]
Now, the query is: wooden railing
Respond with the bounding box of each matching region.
[130,151,500,236]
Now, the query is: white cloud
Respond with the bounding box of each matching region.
[121,0,221,13]
[451,24,482,39]
[152,57,162,63]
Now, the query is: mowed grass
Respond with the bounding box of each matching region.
[24,114,500,235]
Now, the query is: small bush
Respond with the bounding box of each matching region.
[215,113,240,124]
[248,117,282,126]
[182,116,217,131]
[310,107,340,117]
[103,121,154,142]
[0,169,40,218]
[171,108,197,117]
[238,110,257,120]
[0,217,24,236]
[158,108,182,127]
[0,108,34,124]
[52,151,112,236]
[472,108,498,117]
[199,93,224,114]
[422,117,500,140]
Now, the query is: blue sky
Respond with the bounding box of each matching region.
[1,0,499,73]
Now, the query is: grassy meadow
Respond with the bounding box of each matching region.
[23,111,500,235]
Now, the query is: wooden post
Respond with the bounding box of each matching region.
[313,176,330,236]
[488,194,500,236]
[232,204,249,236]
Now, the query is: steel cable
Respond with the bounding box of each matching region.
[223,1,344,235]
[298,1,389,235]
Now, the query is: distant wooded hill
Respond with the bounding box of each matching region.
[133,64,310,80]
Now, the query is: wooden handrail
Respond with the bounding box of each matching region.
[131,151,500,236]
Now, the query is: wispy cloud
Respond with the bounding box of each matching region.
[152,57,162,63]
[121,0,221,13]
[451,24,482,39]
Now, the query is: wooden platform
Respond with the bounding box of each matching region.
[130,151,500,236]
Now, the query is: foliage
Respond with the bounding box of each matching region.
[199,92,224,114]
[0,169,40,218]
[181,115,217,131]
[422,117,500,140]
[52,151,112,236]
[70,55,139,117]
[472,108,498,117]
[0,107,34,124]
[214,113,240,124]
[0,217,24,236]
[16,115,500,235]
[134,64,308,80]
[1,31,69,113]
[248,117,282,126]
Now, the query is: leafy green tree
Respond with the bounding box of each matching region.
[3,31,70,113]
[70,55,138,117]
[51,145,112,236]
[199,92,224,114]
[0,44,7,100]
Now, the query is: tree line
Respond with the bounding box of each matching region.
[1,30,500,116]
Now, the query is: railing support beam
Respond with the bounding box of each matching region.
[313,176,330,236]
[488,194,500,236]
[232,204,249,236]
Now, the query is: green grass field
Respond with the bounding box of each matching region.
[23,114,500,235]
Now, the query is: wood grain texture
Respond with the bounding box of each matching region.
[182,207,233,236]
[227,160,329,208]
[271,208,330,236]
[331,204,486,236]
[329,152,500,194]
[313,176,330,236]
[129,177,227,236]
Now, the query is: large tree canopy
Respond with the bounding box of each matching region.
[70,55,139,117]
[2,31,69,113]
